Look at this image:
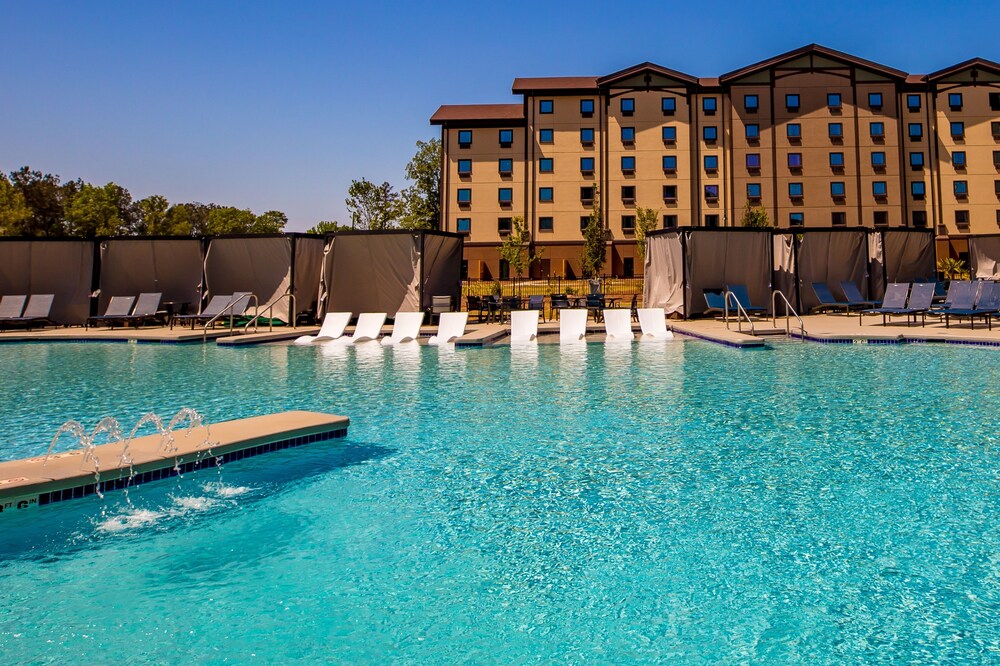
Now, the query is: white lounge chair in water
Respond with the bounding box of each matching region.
[558,308,587,342]
[343,312,386,344]
[509,310,539,342]
[381,311,425,345]
[637,308,673,340]
[428,311,468,345]
[603,309,634,342]
[294,312,351,344]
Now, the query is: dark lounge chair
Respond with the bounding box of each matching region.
[0,295,27,320]
[839,281,878,309]
[550,293,571,319]
[429,295,452,324]
[938,282,1000,329]
[861,282,935,326]
[466,295,486,323]
[172,292,253,329]
[930,280,971,312]
[120,292,163,328]
[86,295,136,329]
[527,295,546,322]
[725,284,767,316]
[0,294,55,330]
[703,290,726,315]
[810,282,866,313]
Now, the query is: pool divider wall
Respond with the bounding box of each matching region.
[0,411,349,512]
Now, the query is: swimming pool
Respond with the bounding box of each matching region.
[0,340,998,663]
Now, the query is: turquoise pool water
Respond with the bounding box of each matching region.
[0,340,998,663]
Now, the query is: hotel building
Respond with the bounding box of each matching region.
[430,45,1000,279]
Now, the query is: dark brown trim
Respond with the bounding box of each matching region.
[769,70,779,225]
[691,92,700,225]
[851,68,863,226]
[895,86,908,227]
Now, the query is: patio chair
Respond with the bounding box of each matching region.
[0,295,27,320]
[931,280,971,312]
[466,295,487,323]
[294,311,351,344]
[429,295,452,325]
[428,311,468,345]
[0,294,55,330]
[637,307,673,340]
[839,281,878,309]
[381,311,425,345]
[172,292,253,329]
[527,295,546,322]
[603,309,634,342]
[559,308,588,342]
[509,310,539,342]
[703,290,727,316]
[939,281,1000,329]
[339,312,386,344]
[628,293,639,322]
[584,294,604,322]
[724,284,767,316]
[810,282,866,314]
[119,292,163,328]
[499,296,520,324]
[549,294,571,319]
[86,296,135,329]
[861,282,935,326]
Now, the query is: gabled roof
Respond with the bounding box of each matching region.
[927,57,1000,81]
[597,62,698,87]
[430,104,524,125]
[511,76,598,93]
[719,44,907,83]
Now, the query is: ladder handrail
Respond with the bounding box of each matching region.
[771,289,806,339]
[723,290,755,335]
[202,294,258,341]
[243,292,296,334]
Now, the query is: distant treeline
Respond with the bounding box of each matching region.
[0,166,287,237]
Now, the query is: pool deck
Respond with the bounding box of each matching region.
[0,411,350,512]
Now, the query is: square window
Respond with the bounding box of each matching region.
[580,216,590,231]
[539,158,553,173]
[747,183,762,198]
[744,94,759,111]
[580,157,594,173]
[580,187,594,202]
[873,211,888,226]
[871,151,886,168]
[954,180,968,196]
[788,153,803,169]
[990,93,1000,111]
[995,180,1000,195]
[869,92,883,109]
[662,155,677,171]
[786,94,800,111]
[622,186,635,202]
[746,124,760,140]
[789,182,803,198]
[951,122,965,138]
[911,181,926,198]
[907,94,922,112]
[828,93,842,109]
[539,99,554,114]
[870,122,885,138]
[456,218,471,233]
[621,215,636,231]
[703,126,718,142]
[993,150,1000,167]
[457,159,472,175]
[661,96,676,114]
[704,155,718,171]
[498,158,513,175]
[746,153,761,169]
[458,130,472,147]
[499,129,513,147]
[912,211,927,227]
[621,98,635,115]
[498,217,512,234]
[993,122,1000,138]
[955,210,970,226]
[908,123,923,140]
[662,126,677,143]
[662,185,677,201]
[703,97,717,114]
[663,214,678,227]
[787,123,801,139]
[540,129,554,143]
[832,211,846,226]
[830,181,846,197]
[539,216,553,231]
[621,156,636,173]
[952,151,966,168]
[580,99,594,116]
[457,188,471,204]
[705,214,720,227]
[580,128,595,144]
[704,185,719,200]
[621,127,636,143]
[949,93,963,111]
[829,122,843,139]
[539,187,553,202]
[873,181,888,197]
[789,212,804,226]
[499,188,513,203]
[829,152,845,168]
[910,152,924,168]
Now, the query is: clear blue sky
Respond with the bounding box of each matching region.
[1,0,996,231]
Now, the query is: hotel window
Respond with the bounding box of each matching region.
[499,129,513,147]
[830,152,845,168]
[954,180,968,197]
[870,122,885,139]
[663,214,678,227]
[908,123,923,140]
[580,99,594,117]
[498,159,513,175]
[995,180,1000,196]
[868,92,883,110]
[661,96,676,115]
[746,124,760,140]
[498,188,513,204]
[747,183,762,199]
[457,188,471,204]
[872,181,888,197]
[705,214,720,227]
[498,217,512,234]
[832,211,846,226]
[828,93,842,109]
[993,150,1000,167]
[662,155,677,172]
[621,215,636,231]
[829,122,843,139]
[873,211,889,226]
[949,93,963,111]
[993,122,1000,138]
[703,97,717,114]
[991,93,1000,111]
[871,151,886,168]
[830,181,846,198]
[621,127,636,143]
[539,99,553,114]
[540,129,554,143]
[703,126,718,142]
[787,123,801,139]
[580,128,595,145]
[539,158,554,173]
[458,130,472,148]
[621,156,636,173]
[911,182,926,198]
[788,153,803,169]
[788,182,803,198]
[662,185,677,201]
[746,153,761,169]
[907,94,922,112]
[580,157,594,174]
[580,187,594,204]
[456,218,471,233]
[539,216,553,231]
[539,187,553,202]
[912,211,927,227]
[952,151,966,168]
[622,186,635,202]
[621,98,635,115]
[704,155,718,172]
[744,94,759,112]
[951,122,965,139]
[955,210,970,227]
[786,94,800,112]
[789,212,804,226]
[457,159,472,176]
[662,126,677,143]
[579,216,590,231]
[909,152,924,169]
[704,185,719,201]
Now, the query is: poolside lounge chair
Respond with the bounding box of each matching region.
[172,292,253,329]
[810,283,868,314]
[341,312,386,344]
[509,310,539,342]
[703,290,727,316]
[0,295,26,320]
[0,294,55,330]
[862,282,935,326]
[119,292,163,328]
[381,311,425,345]
[839,281,878,309]
[637,308,673,340]
[938,281,1000,329]
[86,296,135,329]
[428,311,468,345]
[559,308,588,342]
[603,309,634,342]
[931,280,972,312]
[725,284,767,316]
[294,311,351,344]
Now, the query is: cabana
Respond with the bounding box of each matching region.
[97,238,203,315]
[969,234,1000,279]
[869,229,936,298]
[773,229,870,312]
[0,239,94,325]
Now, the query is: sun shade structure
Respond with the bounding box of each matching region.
[0,240,94,324]
[98,239,203,315]
[969,235,1000,279]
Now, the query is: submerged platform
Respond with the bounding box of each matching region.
[0,411,349,512]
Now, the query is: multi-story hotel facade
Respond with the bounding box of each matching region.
[431,45,1000,280]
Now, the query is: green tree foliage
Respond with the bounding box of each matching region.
[346,178,399,230]
[253,210,288,233]
[497,216,541,278]
[740,201,771,228]
[634,206,658,262]
[205,207,259,235]
[308,220,353,234]
[581,188,607,278]
[136,195,170,235]
[64,182,134,237]
[398,139,441,230]
[7,167,76,236]
[0,174,33,235]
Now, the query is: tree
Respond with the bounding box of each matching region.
[204,207,259,235]
[634,206,658,262]
[308,220,353,234]
[64,182,133,237]
[497,216,541,279]
[581,187,607,278]
[252,210,288,233]
[346,178,399,230]
[398,139,441,230]
[8,167,73,236]
[0,174,32,235]
[136,195,170,235]
[740,201,770,228]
